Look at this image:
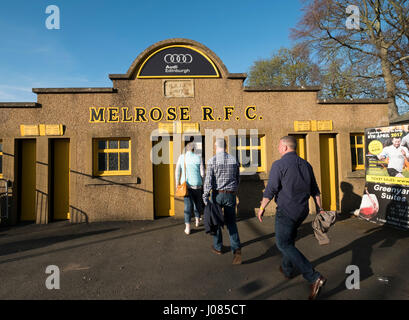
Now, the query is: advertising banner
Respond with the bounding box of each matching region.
[137,45,220,78]
[358,124,409,229]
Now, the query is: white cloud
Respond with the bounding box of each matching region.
[0,85,32,93]
[0,86,36,102]
[0,90,17,100]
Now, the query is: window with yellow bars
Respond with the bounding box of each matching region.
[93,138,131,176]
[350,133,365,170]
[0,140,3,178]
[229,135,266,173]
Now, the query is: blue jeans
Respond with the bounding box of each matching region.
[184,188,203,223]
[212,192,241,252]
[275,209,320,284]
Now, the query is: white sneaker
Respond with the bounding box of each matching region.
[195,218,200,227]
[184,223,191,235]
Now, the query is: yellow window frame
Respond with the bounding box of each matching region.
[93,138,131,176]
[351,133,365,170]
[0,140,3,178]
[234,135,266,173]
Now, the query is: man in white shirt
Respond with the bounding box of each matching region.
[377,137,409,177]
[400,132,409,149]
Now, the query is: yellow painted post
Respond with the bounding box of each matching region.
[291,134,307,160]
[153,137,174,217]
[298,136,306,160]
[53,139,70,220]
[169,140,175,216]
[328,136,337,211]
[20,140,36,221]
[319,135,329,211]
[260,135,266,172]
[319,134,338,211]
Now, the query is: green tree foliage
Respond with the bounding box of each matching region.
[247,46,321,87]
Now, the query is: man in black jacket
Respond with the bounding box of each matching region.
[257,136,326,300]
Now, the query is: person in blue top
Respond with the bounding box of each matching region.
[175,142,205,235]
[257,136,327,300]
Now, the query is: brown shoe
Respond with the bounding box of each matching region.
[211,246,222,255]
[232,249,242,265]
[309,275,327,300]
[279,266,294,280]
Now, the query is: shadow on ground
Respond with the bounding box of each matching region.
[0,228,119,256]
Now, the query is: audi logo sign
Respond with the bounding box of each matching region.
[164,54,193,64]
[137,45,220,78]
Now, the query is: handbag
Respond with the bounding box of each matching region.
[175,153,189,197]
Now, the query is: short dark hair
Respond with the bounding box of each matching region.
[215,138,226,149]
[280,136,297,150]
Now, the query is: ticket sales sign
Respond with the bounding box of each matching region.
[137,45,220,78]
[358,124,409,230]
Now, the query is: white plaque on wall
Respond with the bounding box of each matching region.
[164,80,194,98]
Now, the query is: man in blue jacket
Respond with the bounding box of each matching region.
[257,136,326,300]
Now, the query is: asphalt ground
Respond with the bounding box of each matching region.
[0,213,409,300]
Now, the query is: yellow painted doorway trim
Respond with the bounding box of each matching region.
[290,134,307,160]
[52,139,70,220]
[153,138,175,217]
[319,134,338,211]
[169,140,175,216]
[20,140,36,221]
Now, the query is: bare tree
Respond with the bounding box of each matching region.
[292,0,409,119]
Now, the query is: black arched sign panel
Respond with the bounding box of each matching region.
[137,45,220,78]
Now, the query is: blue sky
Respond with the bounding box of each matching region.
[0,0,304,102]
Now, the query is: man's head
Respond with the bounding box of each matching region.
[215,138,227,153]
[392,137,401,148]
[278,136,297,156]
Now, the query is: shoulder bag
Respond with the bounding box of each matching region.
[175,153,189,197]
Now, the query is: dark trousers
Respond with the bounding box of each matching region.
[184,188,204,223]
[275,209,320,283]
[212,192,241,252]
[387,168,401,177]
